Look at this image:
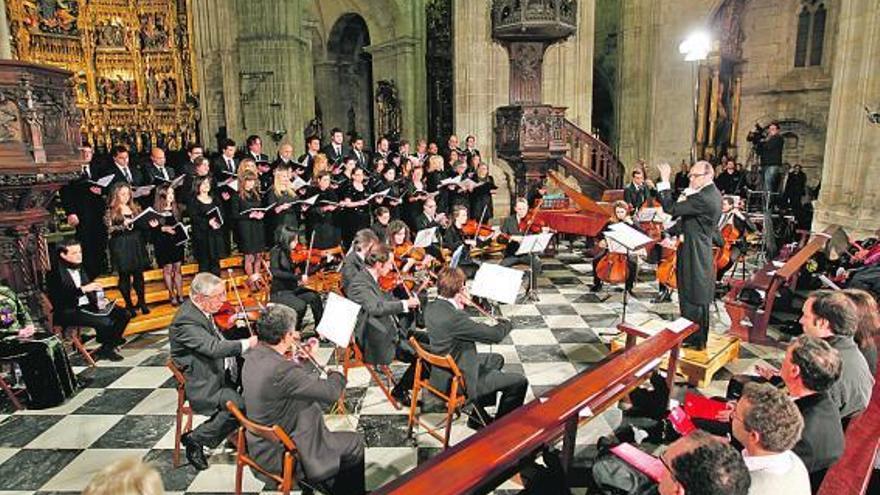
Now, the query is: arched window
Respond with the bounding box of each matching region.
[794,1,827,67]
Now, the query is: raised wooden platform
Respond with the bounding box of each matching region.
[611,331,740,388]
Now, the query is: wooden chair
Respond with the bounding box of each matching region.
[336,337,402,412]
[226,400,302,495]
[52,325,97,367]
[407,337,467,449]
[166,359,193,468]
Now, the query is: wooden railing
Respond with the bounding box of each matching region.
[375,321,697,495]
[560,119,624,191]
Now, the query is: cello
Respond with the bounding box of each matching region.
[594,201,637,285]
[713,223,742,273]
[656,240,680,290]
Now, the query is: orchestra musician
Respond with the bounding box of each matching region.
[346,244,424,405]
[242,305,365,495]
[169,272,258,471]
[499,197,544,278]
[341,229,380,294]
[443,205,481,279]
[590,200,640,294]
[715,196,756,282]
[623,168,656,210]
[656,161,723,350]
[269,226,324,333]
[424,267,526,429]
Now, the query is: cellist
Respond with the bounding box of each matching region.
[499,197,546,276]
[715,196,755,281]
[591,201,641,295]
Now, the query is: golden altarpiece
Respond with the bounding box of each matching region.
[5,0,199,152]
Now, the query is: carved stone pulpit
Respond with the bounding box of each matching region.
[492,0,577,196]
[0,61,83,324]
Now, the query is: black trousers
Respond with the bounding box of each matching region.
[270,289,323,331]
[0,333,77,409]
[474,353,528,420]
[679,298,710,348]
[56,306,129,346]
[191,386,243,448]
[310,431,365,495]
[77,222,108,279]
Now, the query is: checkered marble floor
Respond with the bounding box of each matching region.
[0,248,789,494]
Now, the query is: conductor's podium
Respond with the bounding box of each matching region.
[611,325,740,388]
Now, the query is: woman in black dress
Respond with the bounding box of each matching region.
[189,175,225,276]
[269,226,324,333]
[304,171,341,249]
[266,162,302,248]
[403,165,429,230]
[231,169,266,289]
[375,166,404,220]
[447,160,471,212]
[339,167,372,249]
[152,184,185,305]
[469,160,497,222]
[105,182,156,316]
[426,154,450,215]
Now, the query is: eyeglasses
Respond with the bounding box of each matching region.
[688,172,710,178]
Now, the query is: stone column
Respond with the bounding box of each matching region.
[813,0,880,237]
[367,36,426,143]
[0,0,11,59]
[543,0,595,128]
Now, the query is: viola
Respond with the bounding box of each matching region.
[214,298,262,331]
[656,241,680,290]
[713,223,742,272]
[595,252,630,284]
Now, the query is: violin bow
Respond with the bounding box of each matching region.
[521,198,544,234]
[304,230,317,278]
[472,204,489,243]
[227,268,255,336]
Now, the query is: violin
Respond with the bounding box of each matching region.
[713,223,742,272]
[302,271,343,294]
[378,271,416,292]
[393,242,428,263]
[290,245,344,265]
[460,219,494,238]
[518,199,546,234]
[656,240,680,290]
[214,298,262,331]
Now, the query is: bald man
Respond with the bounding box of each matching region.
[656,160,722,350]
[273,143,295,170]
[144,147,176,185]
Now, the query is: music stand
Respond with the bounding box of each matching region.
[604,224,654,323]
[515,232,554,302]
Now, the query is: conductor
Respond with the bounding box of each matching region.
[655,161,722,350]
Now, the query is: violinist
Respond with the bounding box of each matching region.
[443,205,481,279]
[590,201,640,294]
[623,168,656,210]
[499,197,544,277]
[371,206,392,243]
[469,160,497,223]
[715,196,755,281]
[269,226,324,333]
[387,220,436,277]
[304,171,341,250]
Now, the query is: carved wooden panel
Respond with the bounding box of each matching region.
[6,0,199,153]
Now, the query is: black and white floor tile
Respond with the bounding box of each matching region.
[0,248,789,494]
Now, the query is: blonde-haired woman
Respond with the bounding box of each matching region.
[231,169,266,289]
[105,182,156,317]
[312,152,330,178]
[83,457,164,495]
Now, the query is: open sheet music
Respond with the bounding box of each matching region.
[315,293,362,348]
[413,227,437,248]
[515,232,554,256]
[471,263,524,305]
[605,222,654,254]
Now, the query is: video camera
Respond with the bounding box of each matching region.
[746,123,767,144]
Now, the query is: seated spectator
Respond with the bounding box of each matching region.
[658,430,750,495]
[241,304,365,495]
[779,335,845,490]
[842,288,879,376]
[82,457,163,495]
[731,382,810,494]
[799,290,873,419]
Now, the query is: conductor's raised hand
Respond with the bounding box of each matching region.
[656,162,672,182]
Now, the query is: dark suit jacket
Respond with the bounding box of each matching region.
[340,250,365,295]
[107,163,145,189]
[59,167,107,234]
[623,183,654,210]
[143,162,177,185]
[211,156,239,179]
[169,299,244,414]
[239,151,269,163]
[346,270,407,364]
[321,144,347,165]
[793,392,844,474]
[46,264,99,322]
[241,344,348,482]
[351,148,370,169]
[414,213,441,233]
[658,183,722,305]
[424,299,512,400]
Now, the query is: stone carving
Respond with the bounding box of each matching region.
[375,80,402,142]
[139,13,170,50]
[25,0,79,36]
[511,43,543,82]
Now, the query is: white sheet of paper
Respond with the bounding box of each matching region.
[579,406,594,418]
[315,293,362,348]
[367,188,391,201]
[91,174,115,188]
[666,317,693,334]
[292,176,309,190]
[440,175,462,186]
[515,232,554,255]
[413,227,437,248]
[772,260,785,268]
[297,194,319,206]
[471,263,525,305]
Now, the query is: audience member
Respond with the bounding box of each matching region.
[658,430,751,495]
[842,288,879,376]
[82,457,164,495]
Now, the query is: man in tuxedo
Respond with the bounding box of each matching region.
[340,229,379,295]
[350,135,369,170]
[59,145,108,278]
[445,134,462,158]
[143,147,176,186]
[414,139,428,164]
[178,143,204,177]
[656,160,722,350]
[244,134,269,163]
[321,128,347,165]
[623,168,655,210]
[779,335,844,490]
[424,267,526,429]
[463,134,480,165]
[346,244,422,404]
[374,136,391,162]
[46,239,129,361]
[169,272,258,470]
[242,305,365,495]
[298,135,321,180]
[499,197,543,286]
[212,138,238,180]
[272,142,295,170]
[107,145,144,189]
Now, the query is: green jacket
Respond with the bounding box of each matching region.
[0,284,34,336]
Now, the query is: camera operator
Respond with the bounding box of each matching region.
[753,122,785,202]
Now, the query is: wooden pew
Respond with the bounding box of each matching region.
[375,321,698,494]
[724,226,838,345]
